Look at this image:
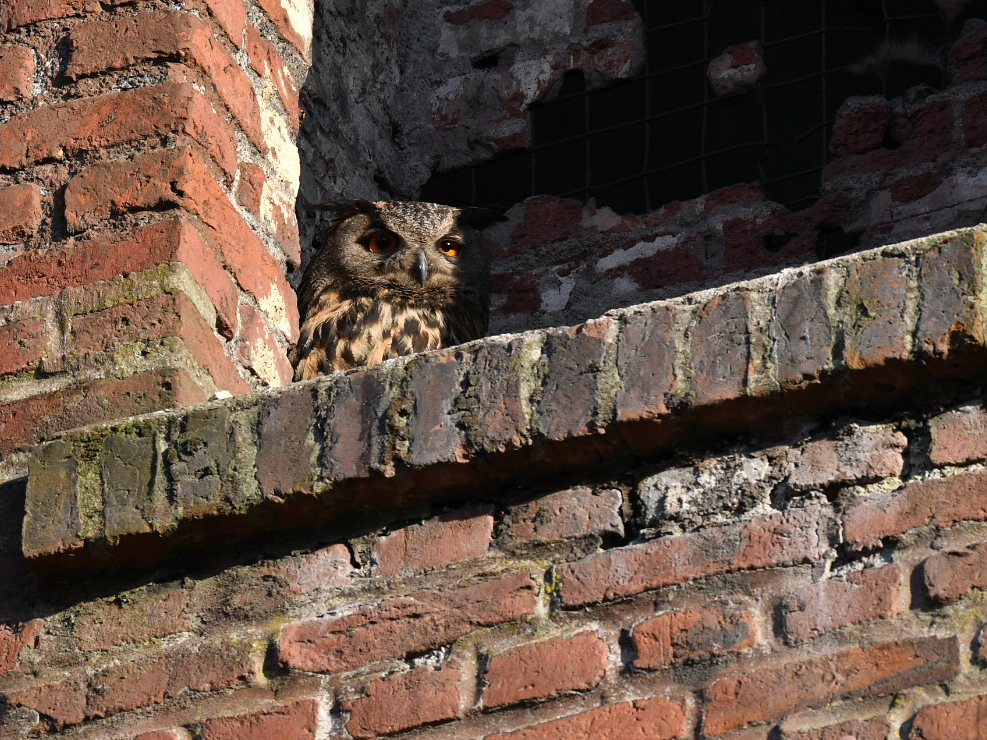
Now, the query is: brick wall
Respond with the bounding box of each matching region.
[2,227,987,739]
[0,0,309,481]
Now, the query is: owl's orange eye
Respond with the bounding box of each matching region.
[368,232,398,254]
[438,239,461,257]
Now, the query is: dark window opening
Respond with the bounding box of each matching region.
[421,0,985,214]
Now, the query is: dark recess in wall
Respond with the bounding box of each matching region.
[422,0,987,214]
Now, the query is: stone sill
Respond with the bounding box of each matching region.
[22,226,987,578]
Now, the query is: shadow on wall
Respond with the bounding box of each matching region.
[295,0,987,336]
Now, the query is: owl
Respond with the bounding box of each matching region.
[291,199,496,380]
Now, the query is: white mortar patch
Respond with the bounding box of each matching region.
[595,234,679,272]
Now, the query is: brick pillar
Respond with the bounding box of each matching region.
[0,0,311,480]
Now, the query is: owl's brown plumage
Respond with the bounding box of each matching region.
[292,200,494,380]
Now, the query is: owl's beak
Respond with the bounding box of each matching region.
[415,250,429,285]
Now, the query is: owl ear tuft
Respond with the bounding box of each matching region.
[458,206,508,230]
[304,199,377,220]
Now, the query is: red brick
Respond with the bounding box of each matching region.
[236,303,292,386]
[703,182,762,212]
[271,194,301,268]
[911,695,987,740]
[500,487,623,544]
[0,368,205,459]
[2,0,100,30]
[201,700,319,740]
[256,0,311,54]
[781,565,901,641]
[619,243,706,291]
[372,505,493,577]
[70,292,251,394]
[558,506,831,607]
[236,162,266,214]
[345,666,462,737]
[403,349,468,467]
[923,542,987,603]
[0,44,33,101]
[254,383,318,500]
[788,426,906,491]
[890,172,941,202]
[950,20,987,81]
[703,637,959,735]
[278,572,538,674]
[67,12,264,151]
[5,674,87,728]
[87,638,259,719]
[0,319,44,376]
[0,182,42,245]
[245,24,301,130]
[930,405,987,465]
[585,0,637,26]
[781,717,891,740]
[841,256,911,370]
[505,196,583,256]
[843,469,987,550]
[283,543,353,595]
[444,0,513,24]
[74,587,191,651]
[0,82,237,177]
[690,291,751,403]
[132,732,187,740]
[197,0,247,47]
[0,620,42,675]
[774,268,834,389]
[631,607,757,670]
[964,92,987,148]
[483,631,607,708]
[64,151,297,338]
[486,696,688,740]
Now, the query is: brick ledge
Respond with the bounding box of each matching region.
[22,225,987,577]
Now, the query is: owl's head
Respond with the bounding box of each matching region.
[300,199,496,309]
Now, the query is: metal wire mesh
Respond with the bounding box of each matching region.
[421,0,977,214]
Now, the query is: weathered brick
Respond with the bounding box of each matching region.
[788,425,906,491]
[100,431,160,540]
[774,268,833,388]
[256,0,313,54]
[345,666,462,738]
[843,469,987,550]
[278,572,538,674]
[781,565,901,641]
[0,82,237,176]
[0,620,42,675]
[200,700,319,740]
[923,543,987,603]
[483,631,608,708]
[840,256,911,370]
[372,505,494,577]
[132,732,188,740]
[964,91,987,148]
[559,506,831,607]
[236,303,292,386]
[690,291,751,403]
[703,637,959,735]
[2,0,100,30]
[74,587,191,651]
[22,440,83,558]
[86,638,259,719]
[0,44,33,101]
[614,303,676,422]
[536,319,612,440]
[282,543,353,595]
[472,336,531,452]
[6,368,204,464]
[890,172,942,202]
[444,0,513,25]
[64,151,297,338]
[930,404,987,465]
[500,487,623,545]
[67,12,264,151]
[236,162,266,214]
[0,182,42,245]
[245,24,301,130]
[405,350,468,467]
[5,674,87,728]
[321,368,390,480]
[68,291,251,395]
[0,319,44,376]
[831,99,891,155]
[196,0,247,47]
[485,696,689,740]
[631,606,757,669]
[780,717,891,740]
[255,383,318,500]
[911,695,987,740]
[916,231,987,357]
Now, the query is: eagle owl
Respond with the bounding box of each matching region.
[292,199,494,380]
